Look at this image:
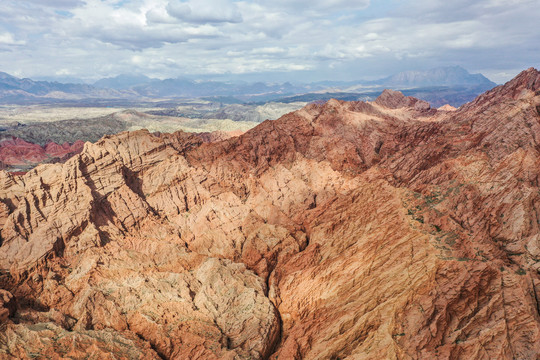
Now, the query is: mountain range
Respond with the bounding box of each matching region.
[0,68,538,359]
[375,65,496,87]
[0,72,129,102]
[0,66,497,107]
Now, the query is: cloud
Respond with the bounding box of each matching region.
[0,0,537,82]
[54,0,224,49]
[257,0,370,12]
[0,32,25,45]
[145,7,177,24]
[166,0,242,24]
[20,0,84,8]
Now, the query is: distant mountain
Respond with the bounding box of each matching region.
[94,74,153,90]
[282,67,498,107]
[91,73,306,99]
[0,71,132,104]
[33,75,88,84]
[374,66,496,88]
[0,66,497,106]
[131,79,304,99]
[0,71,97,95]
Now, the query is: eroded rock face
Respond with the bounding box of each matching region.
[0,323,162,359]
[0,68,540,359]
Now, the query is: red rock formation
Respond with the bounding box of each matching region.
[43,140,85,158]
[374,88,432,111]
[0,136,84,166]
[0,68,539,359]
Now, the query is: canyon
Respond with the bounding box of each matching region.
[0,68,539,359]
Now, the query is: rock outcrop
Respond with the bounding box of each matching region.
[0,68,540,359]
[437,104,457,111]
[374,88,432,111]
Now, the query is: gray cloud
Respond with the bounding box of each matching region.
[70,21,223,49]
[20,0,84,8]
[166,0,242,24]
[0,0,537,83]
[259,0,370,12]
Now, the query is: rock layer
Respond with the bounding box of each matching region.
[0,68,540,359]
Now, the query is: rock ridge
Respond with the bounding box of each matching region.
[0,68,539,359]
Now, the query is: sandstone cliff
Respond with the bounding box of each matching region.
[0,68,539,359]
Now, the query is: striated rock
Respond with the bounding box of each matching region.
[0,68,540,359]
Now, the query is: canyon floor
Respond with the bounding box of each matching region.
[0,69,539,359]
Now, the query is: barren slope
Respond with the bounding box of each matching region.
[0,69,539,359]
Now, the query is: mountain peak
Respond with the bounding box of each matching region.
[508,67,540,90]
[374,89,431,110]
[0,72,18,81]
[461,67,540,110]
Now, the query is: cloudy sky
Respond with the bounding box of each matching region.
[0,0,538,83]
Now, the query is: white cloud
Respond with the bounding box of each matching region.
[55,68,74,75]
[251,47,288,55]
[0,32,25,45]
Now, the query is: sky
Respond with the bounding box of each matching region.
[0,0,538,84]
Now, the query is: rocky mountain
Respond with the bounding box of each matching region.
[0,68,539,359]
